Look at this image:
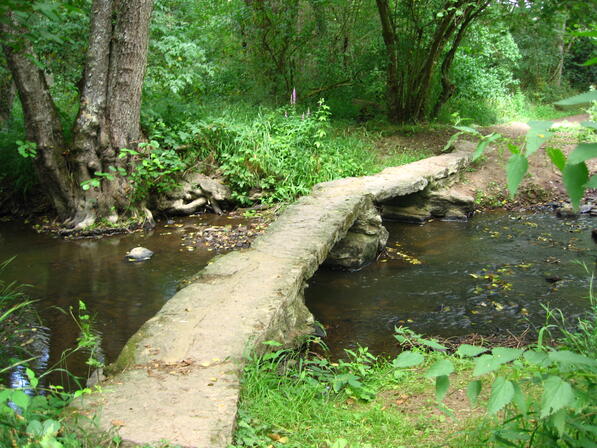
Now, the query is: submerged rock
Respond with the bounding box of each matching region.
[126,247,154,261]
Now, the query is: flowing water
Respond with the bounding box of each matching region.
[1,211,595,385]
[0,216,243,385]
[305,211,596,358]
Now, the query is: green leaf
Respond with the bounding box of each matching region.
[11,390,31,411]
[487,377,514,414]
[491,347,524,364]
[525,121,554,156]
[454,125,480,135]
[546,147,566,173]
[26,368,38,389]
[435,375,450,402]
[550,409,567,437]
[524,350,550,367]
[456,344,489,358]
[472,133,501,162]
[392,351,425,368]
[467,380,482,406]
[42,419,61,436]
[512,382,528,414]
[581,57,597,66]
[506,154,528,198]
[554,91,597,107]
[541,376,574,418]
[425,359,454,378]
[26,419,43,436]
[473,354,499,376]
[548,350,597,367]
[567,143,597,165]
[562,162,589,210]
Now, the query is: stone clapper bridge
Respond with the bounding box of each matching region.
[76,143,475,447]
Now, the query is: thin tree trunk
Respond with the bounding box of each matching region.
[375,0,400,122]
[0,75,15,126]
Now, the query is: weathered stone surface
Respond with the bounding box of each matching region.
[75,145,473,448]
[382,186,474,223]
[325,197,389,269]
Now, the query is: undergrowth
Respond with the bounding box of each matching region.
[232,281,597,448]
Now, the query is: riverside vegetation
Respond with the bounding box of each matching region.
[231,278,597,448]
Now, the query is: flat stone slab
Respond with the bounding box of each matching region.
[75,147,472,447]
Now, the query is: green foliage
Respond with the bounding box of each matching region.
[391,325,597,448]
[143,101,379,205]
[1,264,110,447]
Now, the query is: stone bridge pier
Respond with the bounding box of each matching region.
[76,144,474,447]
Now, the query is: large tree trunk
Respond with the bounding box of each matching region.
[2,17,76,218]
[2,0,154,229]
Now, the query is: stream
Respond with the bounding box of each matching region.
[306,211,596,358]
[0,215,241,385]
[1,211,595,385]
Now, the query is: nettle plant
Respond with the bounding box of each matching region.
[393,328,597,447]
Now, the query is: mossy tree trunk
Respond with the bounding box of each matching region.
[1,0,154,229]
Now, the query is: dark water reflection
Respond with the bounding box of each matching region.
[306,212,596,358]
[0,216,236,383]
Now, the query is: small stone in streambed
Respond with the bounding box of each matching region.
[126,247,154,261]
[556,206,578,218]
[545,275,562,284]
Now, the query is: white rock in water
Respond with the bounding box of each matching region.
[126,247,154,261]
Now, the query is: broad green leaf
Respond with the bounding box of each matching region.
[435,375,450,401]
[554,91,597,107]
[548,350,597,367]
[455,125,480,135]
[473,354,499,376]
[42,419,61,436]
[546,147,566,172]
[563,162,589,210]
[506,154,528,198]
[0,389,11,403]
[512,382,528,414]
[11,390,31,411]
[525,121,554,156]
[392,351,425,368]
[25,368,38,389]
[472,133,501,162]
[456,344,489,358]
[524,350,550,367]
[581,121,597,130]
[487,376,514,414]
[550,409,567,437]
[541,376,574,418]
[425,359,454,378]
[491,347,524,364]
[467,380,482,406]
[567,143,597,165]
[26,419,43,436]
[582,57,597,66]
